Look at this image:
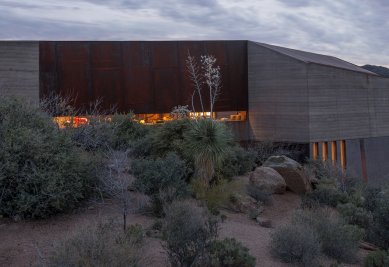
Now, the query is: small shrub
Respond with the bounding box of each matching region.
[44,221,144,267]
[132,153,192,215]
[68,113,146,151]
[302,184,349,208]
[199,179,246,212]
[246,185,272,205]
[0,97,97,219]
[151,119,191,157]
[271,223,321,266]
[209,238,256,267]
[338,203,373,229]
[364,250,389,267]
[162,200,218,267]
[247,208,260,220]
[251,141,301,165]
[363,186,389,249]
[293,208,364,263]
[216,146,256,179]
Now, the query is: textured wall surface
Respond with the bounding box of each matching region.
[308,64,389,142]
[248,41,389,143]
[0,41,39,102]
[247,41,309,142]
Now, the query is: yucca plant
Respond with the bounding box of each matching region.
[185,118,233,189]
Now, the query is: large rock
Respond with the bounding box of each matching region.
[263,155,311,194]
[249,167,286,194]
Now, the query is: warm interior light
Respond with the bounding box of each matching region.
[53,111,247,128]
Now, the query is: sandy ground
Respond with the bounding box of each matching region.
[0,193,365,267]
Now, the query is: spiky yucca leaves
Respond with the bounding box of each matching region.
[185,119,233,189]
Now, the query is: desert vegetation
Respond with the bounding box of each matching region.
[2,55,389,267]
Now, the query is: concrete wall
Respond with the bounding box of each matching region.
[0,41,39,102]
[308,64,389,142]
[247,41,310,143]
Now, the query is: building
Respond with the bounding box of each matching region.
[1,40,389,183]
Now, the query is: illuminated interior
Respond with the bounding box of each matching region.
[53,111,247,128]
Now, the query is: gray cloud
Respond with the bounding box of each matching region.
[0,0,388,66]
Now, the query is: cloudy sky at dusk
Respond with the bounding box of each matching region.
[0,0,388,66]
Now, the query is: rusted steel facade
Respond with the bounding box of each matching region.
[39,41,248,113]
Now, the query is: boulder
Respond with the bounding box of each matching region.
[249,167,286,194]
[263,155,311,194]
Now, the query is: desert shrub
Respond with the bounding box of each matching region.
[151,119,191,157]
[132,153,192,215]
[301,184,349,208]
[251,141,302,165]
[338,203,373,229]
[216,146,256,179]
[111,114,150,149]
[44,221,144,267]
[162,200,218,267]
[209,238,255,267]
[364,250,389,267]
[68,113,147,151]
[195,178,247,213]
[247,208,261,220]
[304,159,343,181]
[271,223,321,266]
[0,97,96,219]
[367,200,389,249]
[246,185,272,205]
[293,208,364,263]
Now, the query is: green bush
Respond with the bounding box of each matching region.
[338,203,373,229]
[151,119,191,157]
[68,113,147,151]
[0,97,96,219]
[363,187,389,249]
[209,238,256,267]
[132,153,192,215]
[271,223,321,267]
[216,146,256,179]
[301,184,349,208]
[364,250,389,267]
[293,208,364,263]
[162,200,218,267]
[43,221,144,267]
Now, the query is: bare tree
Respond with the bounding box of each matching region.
[186,52,222,118]
[186,51,204,114]
[98,149,134,230]
[201,55,221,116]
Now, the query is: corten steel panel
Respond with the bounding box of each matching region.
[57,43,90,108]
[39,41,248,114]
[39,42,56,98]
[122,42,154,113]
[154,68,180,111]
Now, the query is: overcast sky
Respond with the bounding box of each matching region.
[0,0,388,67]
